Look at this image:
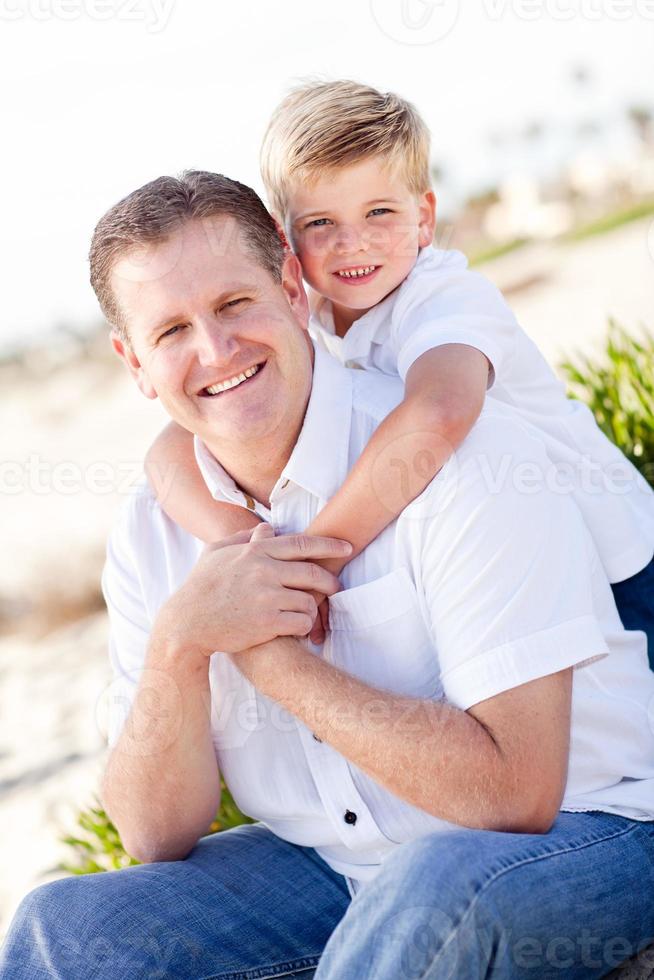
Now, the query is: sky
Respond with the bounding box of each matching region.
[1,0,653,353]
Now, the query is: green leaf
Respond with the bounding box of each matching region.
[59,779,253,876]
[561,322,654,482]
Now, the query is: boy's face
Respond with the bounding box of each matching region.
[285,156,436,328]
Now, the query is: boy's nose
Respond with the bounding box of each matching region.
[333,225,369,256]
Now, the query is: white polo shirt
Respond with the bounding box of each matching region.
[103,345,654,892]
[310,246,654,584]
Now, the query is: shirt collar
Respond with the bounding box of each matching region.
[310,291,337,335]
[310,287,386,349]
[309,246,437,359]
[194,343,353,510]
[194,435,252,510]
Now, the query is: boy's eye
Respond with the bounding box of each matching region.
[305,218,331,229]
[368,208,392,217]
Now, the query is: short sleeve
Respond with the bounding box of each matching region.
[412,410,609,710]
[101,493,153,748]
[392,264,520,385]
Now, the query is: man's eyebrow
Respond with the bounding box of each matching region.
[146,283,260,338]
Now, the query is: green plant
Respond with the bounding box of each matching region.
[60,779,253,875]
[562,199,654,242]
[468,237,528,267]
[561,320,654,485]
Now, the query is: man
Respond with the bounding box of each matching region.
[2,171,654,979]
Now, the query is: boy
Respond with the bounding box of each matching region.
[146,80,654,658]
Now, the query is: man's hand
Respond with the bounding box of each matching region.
[155,522,351,658]
[229,635,305,691]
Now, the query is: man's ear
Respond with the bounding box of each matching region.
[418,190,437,248]
[110,331,158,400]
[281,253,310,331]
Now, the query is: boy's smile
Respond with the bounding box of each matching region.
[333,264,380,285]
[285,156,435,336]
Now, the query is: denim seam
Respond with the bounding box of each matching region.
[428,819,644,976]
[198,954,321,980]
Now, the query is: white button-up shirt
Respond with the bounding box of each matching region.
[311,246,654,584]
[103,344,654,892]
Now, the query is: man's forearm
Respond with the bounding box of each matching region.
[231,638,538,833]
[102,630,220,863]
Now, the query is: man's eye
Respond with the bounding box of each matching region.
[368,208,392,217]
[160,324,184,339]
[305,218,331,229]
[221,297,249,311]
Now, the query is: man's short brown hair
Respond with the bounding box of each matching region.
[260,79,431,220]
[89,170,285,342]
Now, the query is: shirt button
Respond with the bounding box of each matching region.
[312,733,322,742]
[344,810,357,825]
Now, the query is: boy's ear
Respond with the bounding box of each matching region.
[281,253,310,331]
[110,332,158,400]
[418,190,437,248]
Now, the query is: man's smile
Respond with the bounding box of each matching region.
[200,361,267,397]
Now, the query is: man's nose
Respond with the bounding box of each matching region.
[194,318,238,366]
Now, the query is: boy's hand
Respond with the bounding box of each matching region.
[204,524,262,550]
[309,597,331,645]
[304,551,348,644]
[314,555,348,577]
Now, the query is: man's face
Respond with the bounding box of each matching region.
[110,216,312,454]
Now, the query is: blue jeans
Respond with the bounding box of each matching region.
[611,554,654,671]
[2,812,654,979]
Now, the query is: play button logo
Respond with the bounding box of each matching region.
[369,0,460,44]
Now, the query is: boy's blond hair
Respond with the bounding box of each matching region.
[260,79,431,220]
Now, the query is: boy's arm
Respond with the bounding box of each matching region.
[306,344,489,573]
[145,421,261,541]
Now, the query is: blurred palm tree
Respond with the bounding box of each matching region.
[627,105,654,146]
